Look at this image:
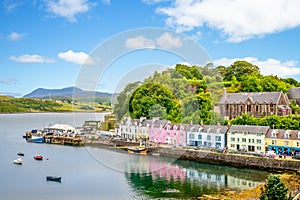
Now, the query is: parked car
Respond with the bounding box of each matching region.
[292,154,300,160]
[266,150,276,158]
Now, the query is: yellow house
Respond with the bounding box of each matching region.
[265,129,300,155]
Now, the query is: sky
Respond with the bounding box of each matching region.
[1,0,300,97]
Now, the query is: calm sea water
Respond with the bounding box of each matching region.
[0,113,269,200]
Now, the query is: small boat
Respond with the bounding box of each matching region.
[17,152,25,156]
[31,135,44,143]
[127,146,148,155]
[46,176,62,182]
[34,155,43,160]
[13,158,23,165]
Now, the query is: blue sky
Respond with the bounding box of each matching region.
[1,0,300,97]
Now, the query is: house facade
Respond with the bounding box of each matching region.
[219,90,291,120]
[227,125,269,153]
[186,125,228,149]
[161,124,187,146]
[265,129,300,155]
[148,119,169,144]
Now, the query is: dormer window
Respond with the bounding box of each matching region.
[298,131,300,139]
[207,128,211,134]
[284,131,290,139]
[271,131,276,138]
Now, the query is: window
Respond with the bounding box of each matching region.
[272,140,276,145]
[216,142,221,148]
[242,138,246,142]
[284,141,289,146]
[257,146,261,151]
[256,133,262,136]
[231,137,235,142]
[198,141,202,146]
[257,139,262,144]
[207,135,211,140]
[272,131,276,137]
[198,135,202,140]
[247,104,251,112]
[230,144,235,148]
[215,136,221,141]
[249,139,251,143]
[256,105,259,112]
[243,131,248,135]
[284,132,289,138]
[297,142,300,147]
[189,134,195,139]
[207,142,211,147]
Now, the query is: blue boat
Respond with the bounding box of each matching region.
[30,135,44,143]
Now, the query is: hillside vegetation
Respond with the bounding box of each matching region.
[0,96,111,113]
[113,61,300,127]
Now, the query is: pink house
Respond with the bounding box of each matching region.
[149,121,187,146]
[162,124,187,146]
[149,119,169,144]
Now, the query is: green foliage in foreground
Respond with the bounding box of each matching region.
[259,174,292,200]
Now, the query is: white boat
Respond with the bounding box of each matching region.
[13,158,23,165]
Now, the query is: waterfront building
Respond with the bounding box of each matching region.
[148,119,170,144]
[219,89,291,120]
[118,117,140,140]
[186,125,228,149]
[227,125,269,153]
[265,129,300,155]
[161,123,187,146]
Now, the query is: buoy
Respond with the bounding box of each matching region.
[46,158,49,160]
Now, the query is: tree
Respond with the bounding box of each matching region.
[223,60,260,81]
[259,174,291,200]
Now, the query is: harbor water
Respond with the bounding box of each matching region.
[0,113,269,199]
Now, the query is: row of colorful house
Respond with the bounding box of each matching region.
[116,117,300,155]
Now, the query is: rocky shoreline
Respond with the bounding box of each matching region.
[84,139,300,174]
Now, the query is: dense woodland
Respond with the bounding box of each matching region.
[113,61,300,129]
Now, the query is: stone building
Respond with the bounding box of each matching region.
[219,89,291,120]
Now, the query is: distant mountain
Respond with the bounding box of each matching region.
[23,86,116,99]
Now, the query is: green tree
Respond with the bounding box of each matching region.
[259,174,291,200]
[224,60,260,81]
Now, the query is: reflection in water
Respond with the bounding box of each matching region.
[124,155,269,199]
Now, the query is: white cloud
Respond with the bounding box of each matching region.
[213,57,300,78]
[45,0,91,22]
[142,0,171,4]
[125,33,182,49]
[58,50,95,65]
[7,32,25,41]
[101,0,110,5]
[157,0,300,42]
[156,32,182,48]
[125,36,156,49]
[9,54,54,63]
[0,78,17,84]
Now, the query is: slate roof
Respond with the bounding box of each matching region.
[266,129,300,140]
[228,125,269,134]
[188,125,229,134]
[219,91,286,104]
[288,87,300,105]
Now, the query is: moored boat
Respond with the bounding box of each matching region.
[127,146,148,155]
[30,135,44,143]
[13,158,23,165]
[17,152,25,156]
[46,176,62,182]
[34,155,43,160]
